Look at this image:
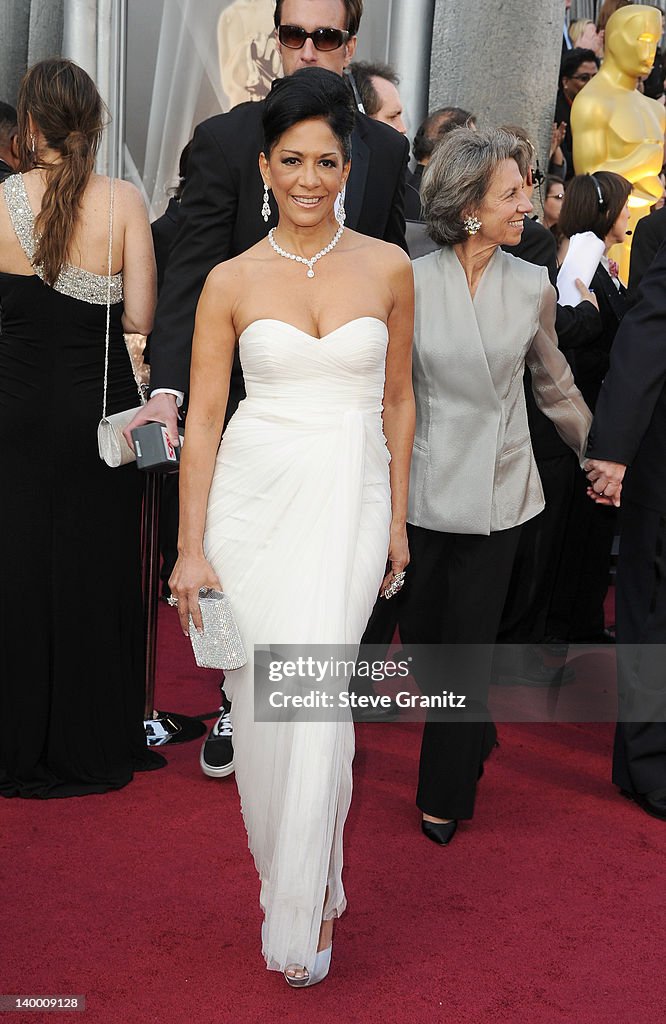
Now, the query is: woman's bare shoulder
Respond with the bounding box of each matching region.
[203,248,258,297]
[90,175,146,216]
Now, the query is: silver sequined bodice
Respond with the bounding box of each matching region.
[2,174,123,305]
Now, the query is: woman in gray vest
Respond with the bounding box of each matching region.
[398,127,592,844]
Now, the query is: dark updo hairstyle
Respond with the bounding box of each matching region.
[16,58,104,285]
[262,67,356,162]
[558,171,631,242]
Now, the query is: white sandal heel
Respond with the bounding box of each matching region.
[284,944,332,988]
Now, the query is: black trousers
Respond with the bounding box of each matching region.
[613,500,666,795]
[159,474,180,596]
[499,453,577,642]
[392,522,522,820]
[546,469,617,641]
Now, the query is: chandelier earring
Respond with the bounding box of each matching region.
[30,133,36,155]
[336,191,346,227]
[463,214,482,236]
[261,183,271,223]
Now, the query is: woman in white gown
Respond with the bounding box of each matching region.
[170,67,415,985]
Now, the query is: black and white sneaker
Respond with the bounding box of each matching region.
[200,698,234,778]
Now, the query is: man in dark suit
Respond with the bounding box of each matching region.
[586,239,666,821]
[628,205,666,296]
[135,0,408,775]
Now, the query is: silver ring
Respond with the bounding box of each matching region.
[167,595,178,607]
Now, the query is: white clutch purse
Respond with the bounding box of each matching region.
[188,589,247,670]
[97,406,144,467]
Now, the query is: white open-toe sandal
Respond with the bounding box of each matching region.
[284,945,332,988]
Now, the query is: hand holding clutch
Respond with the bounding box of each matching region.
[187,588,247,670]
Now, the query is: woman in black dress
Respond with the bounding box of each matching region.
[0,59,164,797]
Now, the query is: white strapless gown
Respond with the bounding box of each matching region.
[204,317,392,973]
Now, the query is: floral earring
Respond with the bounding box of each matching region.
[463,215,482,235]
[261,184,271,223]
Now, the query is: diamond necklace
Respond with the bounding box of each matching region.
[268,223,344,278]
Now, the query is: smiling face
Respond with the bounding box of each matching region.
[259,116,350,228]
[277,0,357,77]
[472,158,533,247]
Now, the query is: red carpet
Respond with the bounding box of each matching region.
[3,605,666,1024]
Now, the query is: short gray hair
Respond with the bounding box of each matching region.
[421,126,532,246]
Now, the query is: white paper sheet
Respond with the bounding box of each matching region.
[557,231,605,307]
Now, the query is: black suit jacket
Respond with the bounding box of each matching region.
[628,206,666,297]
[587,239,666,513]
[404,164,424,222]
[143,197,181,365]
[149,100,409,404]
[569,263,627,410]
[502,216,601,459]
[151,196,180,293]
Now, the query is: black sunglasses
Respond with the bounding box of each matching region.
[278,25,350,51]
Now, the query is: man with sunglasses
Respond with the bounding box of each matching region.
[134,0,409,779]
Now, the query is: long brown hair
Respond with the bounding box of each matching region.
[16,59,104,285]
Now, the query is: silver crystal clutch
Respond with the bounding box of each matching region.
[188,589,247,670]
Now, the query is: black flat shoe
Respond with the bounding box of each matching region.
[421,819,458,845]
[620,788,666,821]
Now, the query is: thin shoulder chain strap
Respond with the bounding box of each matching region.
[100,177,145,419]
[101,176,115,421]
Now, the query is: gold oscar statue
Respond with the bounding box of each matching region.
[571,4,665,280]
[217,0,282,108]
